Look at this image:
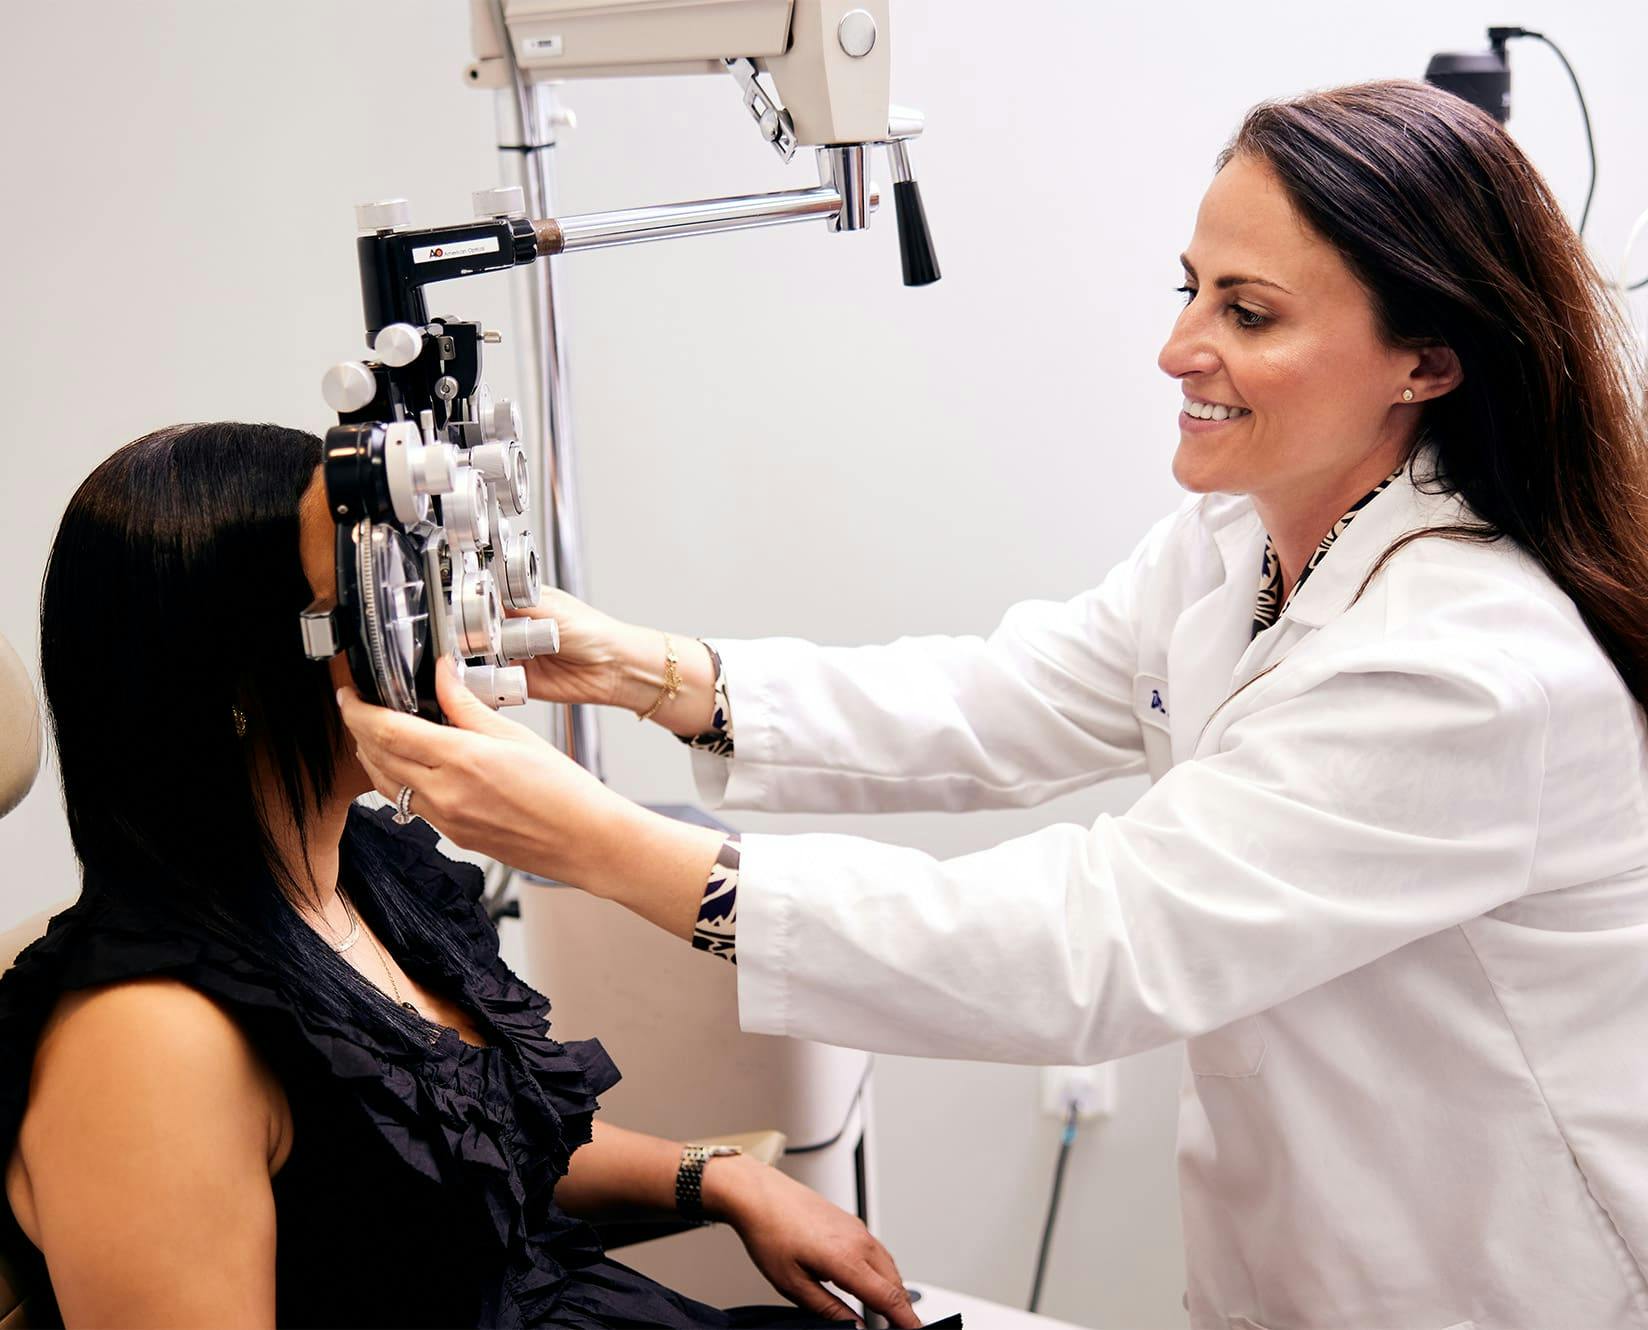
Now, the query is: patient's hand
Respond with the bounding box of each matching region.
[704,1155,920,1327]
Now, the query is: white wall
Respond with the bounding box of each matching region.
[5,2,1647,1326]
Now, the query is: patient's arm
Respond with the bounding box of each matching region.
[556,1120,919,1327]
[553,1119,686,1218]
[10,978,284,1329]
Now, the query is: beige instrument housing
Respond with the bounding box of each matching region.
[468,0,895,146]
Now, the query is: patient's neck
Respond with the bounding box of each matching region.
[267,786,355,923]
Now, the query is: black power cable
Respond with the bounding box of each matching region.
[1491,28,1647,292]
[1495,29,1597,235]
[1027,1102,1081,1314]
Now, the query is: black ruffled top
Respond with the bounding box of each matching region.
[0,807,871,1329]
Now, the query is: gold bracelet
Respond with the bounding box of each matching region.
[637,634,682,722]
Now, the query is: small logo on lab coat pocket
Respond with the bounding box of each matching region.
[1133,673,1171,732]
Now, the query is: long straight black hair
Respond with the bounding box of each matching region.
[39,423,484,1043]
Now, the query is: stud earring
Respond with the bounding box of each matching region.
[231,704,248,739]
[1401,388,1415,402]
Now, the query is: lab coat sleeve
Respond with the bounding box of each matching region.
[689,504,1194,814]
[734,648,1550,1063]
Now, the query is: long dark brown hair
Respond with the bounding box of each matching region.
[1223,80,1648,708]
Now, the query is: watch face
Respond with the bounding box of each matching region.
[355,519,429,714]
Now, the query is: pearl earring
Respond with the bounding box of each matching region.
[1401,388,1415,402]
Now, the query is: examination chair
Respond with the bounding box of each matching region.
[1,905,64,1329]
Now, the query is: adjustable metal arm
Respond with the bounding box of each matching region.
[532,178,879,255]
[355,173,885,345]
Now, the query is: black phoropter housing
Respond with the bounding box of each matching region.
[338,214,540,429]
[317,423,442,720]
[323,420,402,525]
[332,317,490,437]
[310,216,540,720]
[359,215,538,337]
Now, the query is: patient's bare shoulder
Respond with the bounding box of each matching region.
[6,977,291,1328]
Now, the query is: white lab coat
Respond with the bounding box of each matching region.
[691,456,1648,1329]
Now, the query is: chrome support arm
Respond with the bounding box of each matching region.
[531,180,880,256]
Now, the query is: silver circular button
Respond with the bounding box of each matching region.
[320,361,377,414]
[355,198,411,233]
[837,8,877,58]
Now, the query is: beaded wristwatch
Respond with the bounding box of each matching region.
[675,1143,742,1221]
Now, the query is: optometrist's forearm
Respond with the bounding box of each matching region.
[575,799,725,942]
[610,622,719,736]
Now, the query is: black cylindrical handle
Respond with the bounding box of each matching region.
[893,179,941,287]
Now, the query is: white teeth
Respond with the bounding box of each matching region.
[1181,397,1250,421]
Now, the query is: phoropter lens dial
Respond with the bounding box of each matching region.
[353,520,428,713]
[494,518,542,609]
[469,440,530,517]
[451,555,503,659]
[441,465,491,553]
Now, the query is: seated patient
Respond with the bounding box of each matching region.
[0,424,936,1330]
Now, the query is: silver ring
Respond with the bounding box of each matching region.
[393,784,415,825]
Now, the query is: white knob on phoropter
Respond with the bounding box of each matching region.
[470,443,508,481]
[321,361,377,414]
[501,616,558,660]
[463,664,528,709]
[484,398,521,444]
[411,442,458,496]
[355,198,412,232]
[373,323,424,368]
[473,186,526,218]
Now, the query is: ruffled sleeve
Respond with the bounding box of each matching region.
[348,803,622,1112]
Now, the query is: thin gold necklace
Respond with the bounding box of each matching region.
[346,893,419,1016]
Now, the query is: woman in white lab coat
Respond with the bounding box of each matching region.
[343,80,1648,1328]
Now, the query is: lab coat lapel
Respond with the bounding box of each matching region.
[1167,506,1266,764]
[1231,461,1464,691]
[1267,461,1455,634]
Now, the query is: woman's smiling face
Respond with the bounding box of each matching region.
[1157,153,1425,507]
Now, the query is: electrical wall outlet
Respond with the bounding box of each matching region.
[1040,1062,1118,1121]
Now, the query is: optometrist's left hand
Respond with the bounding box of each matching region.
[338,658,722,940]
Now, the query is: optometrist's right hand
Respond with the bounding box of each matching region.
[340,657,723,942]
[510,592,718,735]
